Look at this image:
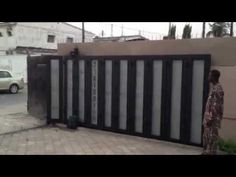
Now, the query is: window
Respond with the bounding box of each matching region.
[0,71,11,78]
[66,37,74,43]
[5,50,13,55]
[7,27,13,37]
[7,30,12,36]
[47,35,55,43]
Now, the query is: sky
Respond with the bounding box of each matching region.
[68,22,215,40]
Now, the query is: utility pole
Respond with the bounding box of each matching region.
[230,22,234,37]
[111,24,113,37]
[202,22,206,38]
[121,25,123,36]
[82,22,85,43]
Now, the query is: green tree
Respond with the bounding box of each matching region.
[206,22,230,37]
[182,24,192,39]
[168,25,176,39]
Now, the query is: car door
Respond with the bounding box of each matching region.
[0,71,12,90]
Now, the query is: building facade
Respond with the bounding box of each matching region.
[93,35,148,42]
[0,22,95,82]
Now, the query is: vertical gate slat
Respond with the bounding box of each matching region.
[73,58,79,119]
[47,58,51,124]
[160,59,172,139]
[143,59,153,137]
[127,60,136,133]
[48,57,63,124]
[66,59,74,122]
[104,60,112,128]
[111,60,120,130]
[170,60,183,140]
[180,57,193,144]
[97,59,105,128]
[59,58,64,123]
[84,60,92,125]
[78,60,85,123]
[64,58,68,124]
[151,60,163,137]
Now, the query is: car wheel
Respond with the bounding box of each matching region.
[9,84,19,94]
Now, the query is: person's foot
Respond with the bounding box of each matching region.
[201,151,217,155]
[201,151,209,155]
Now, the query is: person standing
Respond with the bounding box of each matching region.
[202,69,224,155]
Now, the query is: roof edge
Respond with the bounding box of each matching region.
[63,22,96,36]
[0,22,17,27]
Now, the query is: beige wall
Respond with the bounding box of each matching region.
[219,118,236,140]
[212,66,236,119]
[58,37,236,66]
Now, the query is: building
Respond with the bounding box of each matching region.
[0,22,95,82]
[93,35,148,42]
[0,22,95,55]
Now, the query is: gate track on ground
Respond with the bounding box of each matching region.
[0,123,75,137]
[0,124,47,137]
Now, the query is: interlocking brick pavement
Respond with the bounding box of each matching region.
[0,125,202,155]
[0,112,46,135]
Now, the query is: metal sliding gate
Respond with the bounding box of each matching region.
[35,54,211,146]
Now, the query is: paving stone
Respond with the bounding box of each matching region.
[0,125,202,155]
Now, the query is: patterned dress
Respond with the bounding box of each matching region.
[203,83,224,154]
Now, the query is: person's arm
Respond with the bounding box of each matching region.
[207,89,224,126]
[216,89,224,122]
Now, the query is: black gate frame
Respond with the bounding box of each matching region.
[43,54,211,146]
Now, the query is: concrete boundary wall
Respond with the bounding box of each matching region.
[58,37,236,66]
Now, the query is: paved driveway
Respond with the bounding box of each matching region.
[0,125,202,155]
[0,85,202,155]
[0,86,27,115]
[0,86,46,135]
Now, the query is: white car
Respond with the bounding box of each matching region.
[0,70,24,94]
